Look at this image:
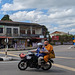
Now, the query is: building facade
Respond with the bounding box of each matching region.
[0,20,46,49]
[50,31,68,38]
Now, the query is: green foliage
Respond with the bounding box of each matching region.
[52,34,73,44]
[42,25,51,42]
[1,15,12,21]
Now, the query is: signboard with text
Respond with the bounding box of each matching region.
[52,36,59,41]
[0,25,4,27]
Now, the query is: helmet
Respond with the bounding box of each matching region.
[37,43,43,46]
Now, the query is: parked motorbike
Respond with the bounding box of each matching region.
[18,51,54,70]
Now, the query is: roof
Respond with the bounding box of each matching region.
[0,20,42,27]
[50,31,68,35]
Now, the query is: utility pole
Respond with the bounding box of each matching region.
[5,37,8,57]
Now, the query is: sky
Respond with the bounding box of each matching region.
[0,0,75,35]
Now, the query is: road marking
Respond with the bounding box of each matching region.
[0,52,19,57]
[0,52,75,60]
[0,52,75,72]
[53,63,75,72]
[7,53,19,57]
[0,61,19,63]
[56,56,75,59]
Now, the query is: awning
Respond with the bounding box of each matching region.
[0,36,12,38]
[32,37,47,40]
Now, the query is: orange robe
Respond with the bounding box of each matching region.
[44,44,53,62]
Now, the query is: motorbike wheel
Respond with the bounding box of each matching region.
[41,61,52,70]
[18,60,28,70]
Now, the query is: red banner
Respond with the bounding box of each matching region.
[52,36,59,40]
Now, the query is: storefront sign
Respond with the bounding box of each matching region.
[0,25,4,27]
[52,36,59,40]
[5,38,9,43]
[40,35,44,38]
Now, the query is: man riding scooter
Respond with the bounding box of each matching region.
[32,43,49,67]
[18,42,55,70]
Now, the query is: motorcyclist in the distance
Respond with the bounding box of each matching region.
[31,43,49,67]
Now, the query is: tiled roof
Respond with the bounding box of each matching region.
[0,20,42,27]
[51,31,68,34]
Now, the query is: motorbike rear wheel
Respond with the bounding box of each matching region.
[41,61,52,70]
[18,60,28,70]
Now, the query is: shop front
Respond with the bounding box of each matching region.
[29,37,47,47]
[0,36,12,49]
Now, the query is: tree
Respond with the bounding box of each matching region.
[52,34,73,45]
[1,15,12,21]
[42,25,51,42]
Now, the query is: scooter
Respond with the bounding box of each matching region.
[18,51,54,70]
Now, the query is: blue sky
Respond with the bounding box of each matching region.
[0,0,75,35]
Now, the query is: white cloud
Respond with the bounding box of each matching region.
[0,0,1,3]
[1,0,75,11]
[2,11,7,15]
[9,9,75,34]
[10,10,43,22]
[48,9,72,19]
[70,29,75,32]
[1,0,75,34]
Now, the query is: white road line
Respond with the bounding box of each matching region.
[56,56,75,59]
[0,61,75,72]
[53,63,75,72]
[0,61,19,63]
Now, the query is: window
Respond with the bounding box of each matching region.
[20,30,25,34]
[6,28,12,36]
[32,30,35,34]
[7,28,11,34]
[43,31,45,35]
[0,28,3,33]
[27,29,31,34]
[13,28,18,34]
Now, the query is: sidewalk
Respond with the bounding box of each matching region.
[0,47,37,51]
[0,47,36,61]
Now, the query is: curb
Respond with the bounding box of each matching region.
[0,57,20,61]
[0,57,13,61]
[7,48,37,51]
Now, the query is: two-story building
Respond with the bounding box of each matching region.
[0,20,46,49]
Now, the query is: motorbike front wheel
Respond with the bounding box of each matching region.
[18,60,28,70]
[41,61,52,70]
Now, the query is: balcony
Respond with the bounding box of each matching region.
[6,33,19,37]
[20,34,41,37]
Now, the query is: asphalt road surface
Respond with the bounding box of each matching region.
[0,45,75,75]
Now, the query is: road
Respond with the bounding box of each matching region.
[0,45,75,75]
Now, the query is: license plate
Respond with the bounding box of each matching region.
[26,56,31,59]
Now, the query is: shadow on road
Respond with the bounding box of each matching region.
[25,69,66,73]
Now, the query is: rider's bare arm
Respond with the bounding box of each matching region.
[31,50,36,53]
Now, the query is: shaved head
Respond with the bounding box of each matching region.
[44,41,49,45]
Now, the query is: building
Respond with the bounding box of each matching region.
[50,31,68,37]
[0,20,46,49]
